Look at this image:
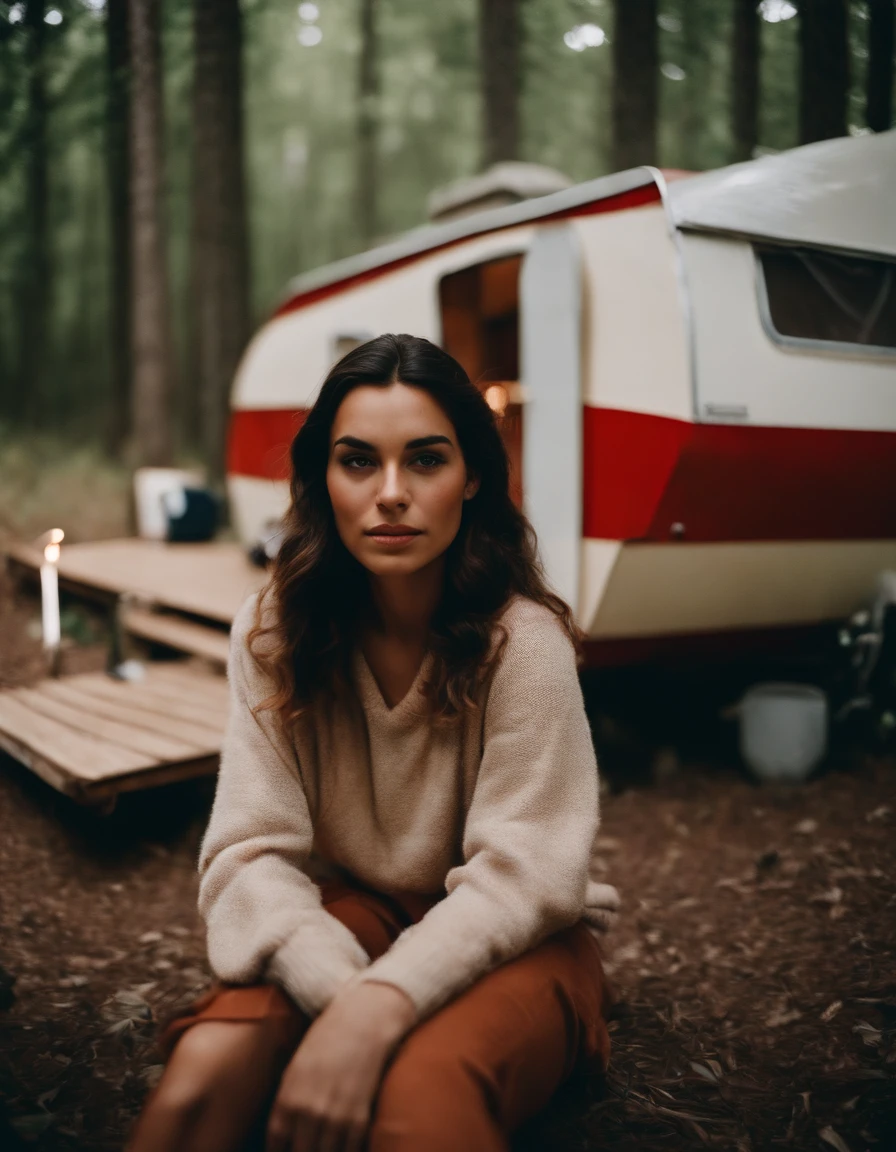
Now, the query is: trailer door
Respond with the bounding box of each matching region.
[439,255,524,507]
[520,223,584,610]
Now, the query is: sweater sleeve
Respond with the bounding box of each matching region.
[352,606,603,1020]
[197,596,370,1017]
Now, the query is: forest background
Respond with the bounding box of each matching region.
[0,0,894,535]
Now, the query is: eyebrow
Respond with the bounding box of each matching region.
[332,434,454,451]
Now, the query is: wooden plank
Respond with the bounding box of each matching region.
[72,684,226,732]
[128,668,231,713]
[3,538,266,624]
[117,663,229,712]
[49,675,227,740]
[123,606,231,665]
[77,662,227,695]
[0,693,153,781]
[145,662,229,697]
[82,754,220,803]
[145,660,228,688]
[0,725,78,797]
[36,679,224,748]
[15,685,207,760]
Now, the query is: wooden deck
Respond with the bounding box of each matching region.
[0,537,262,802]
[4,537,267,624]
[0,663,228,804]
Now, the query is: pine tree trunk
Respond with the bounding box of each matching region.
[129,0,173,466]
[479,0,520,166]
[798,0,849,143]
[106,0,131,456]
[611,0,659,170]
[866,0,895,132]
[731,0,760,161]
[20,0,49,428]
[191,0,251,484]
[357,0,380,246]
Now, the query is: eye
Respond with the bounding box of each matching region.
[341,454,375,470]
[412,452,445,469]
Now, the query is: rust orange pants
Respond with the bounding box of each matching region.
[159,880,613,1151]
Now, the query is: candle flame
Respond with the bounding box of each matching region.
[40,528,64,562]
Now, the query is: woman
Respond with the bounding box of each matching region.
[128,333,620,1152]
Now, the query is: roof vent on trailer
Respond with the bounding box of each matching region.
[426,162,572,223]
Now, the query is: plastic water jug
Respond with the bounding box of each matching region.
[134,467,205,540]
[738,682,828,783]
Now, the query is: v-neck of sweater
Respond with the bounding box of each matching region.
[352,648,434,727]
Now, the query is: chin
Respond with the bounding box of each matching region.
[364,554,428,577]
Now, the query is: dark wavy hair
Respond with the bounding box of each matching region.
[249,332,578,723]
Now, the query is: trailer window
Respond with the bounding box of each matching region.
[757,246,896,352]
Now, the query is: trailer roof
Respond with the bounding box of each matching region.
[276,166,661,312]
[665,130,896,259]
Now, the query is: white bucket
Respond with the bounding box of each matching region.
[134,467,206,541]
[738,682,828,783]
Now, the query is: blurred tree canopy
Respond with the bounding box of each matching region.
[0,0,893,468]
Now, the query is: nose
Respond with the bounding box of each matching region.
[376,461,409,511]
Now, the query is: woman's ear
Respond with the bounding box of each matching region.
[463,474,480,501]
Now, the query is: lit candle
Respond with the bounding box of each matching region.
[40,529,64,653]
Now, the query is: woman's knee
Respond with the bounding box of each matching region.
[142,1020,293,1131]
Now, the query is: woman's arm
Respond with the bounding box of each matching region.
[198,596,370,1017]
[348,604,618,1022]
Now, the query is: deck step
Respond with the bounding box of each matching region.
[0,663,227,804]
[122,606,231,666]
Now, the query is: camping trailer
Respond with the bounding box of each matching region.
[226,131,896,666]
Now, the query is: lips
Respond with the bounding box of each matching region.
[364,525,423,536]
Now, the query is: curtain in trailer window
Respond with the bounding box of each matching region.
[758,247,896,351]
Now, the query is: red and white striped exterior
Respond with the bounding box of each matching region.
[227,134,896,665]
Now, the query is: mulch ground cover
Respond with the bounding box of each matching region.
[0,574,894,1152]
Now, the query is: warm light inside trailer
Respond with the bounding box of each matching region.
[485,384,509,415]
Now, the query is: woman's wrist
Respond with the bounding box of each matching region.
[335,979,417,1050]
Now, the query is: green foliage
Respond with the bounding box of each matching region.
[760,2,801,152]
[657,0,733,171]
[242,0,482,311]
[521,0,611,181]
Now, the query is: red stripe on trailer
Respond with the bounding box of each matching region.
[648,420,896,543]
[583,407,896,543]
[227,409,307,481]
[229,404,896,542]
[271,184,662,321]
[582,407,691,541]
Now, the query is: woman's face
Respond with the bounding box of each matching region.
[327,382,479,579]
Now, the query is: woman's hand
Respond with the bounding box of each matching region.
[266,980,417,1152]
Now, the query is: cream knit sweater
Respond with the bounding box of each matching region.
[198,593,620,1022]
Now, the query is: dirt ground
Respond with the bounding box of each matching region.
[0,574,894,1152]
